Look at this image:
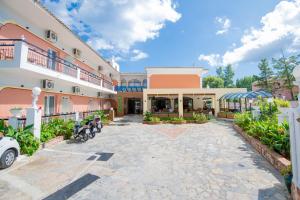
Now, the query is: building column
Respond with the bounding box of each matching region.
[143,92,148,114]
[171,98,175,110]
[178,93,183,117]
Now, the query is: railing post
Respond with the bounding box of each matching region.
[100,79,103,88]
[14,39,28,67]
[77,68,81,80]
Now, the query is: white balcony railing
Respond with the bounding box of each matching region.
[0,39,115,92]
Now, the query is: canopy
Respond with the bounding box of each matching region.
[219,90,272,101]
[115,86,145,92]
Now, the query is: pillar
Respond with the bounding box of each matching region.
[143,92,148,114]
[290,65,300,200]
[178,93,183,117]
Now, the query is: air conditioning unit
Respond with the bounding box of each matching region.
[72,86,80,94]
[42,80,54,90]
[73,48,81,58]
[108,94,114,98]
[109,73,113,78]
[97,92,102,97]
[98,66,103,71]
[45,30,58,43]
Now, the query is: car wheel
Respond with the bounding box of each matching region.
[0,149,16,169]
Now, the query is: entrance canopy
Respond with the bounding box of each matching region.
[115,86,146,92]
[219,90,272,101]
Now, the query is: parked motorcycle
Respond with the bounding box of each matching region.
[88,115,103,137]
[73,122,89,142]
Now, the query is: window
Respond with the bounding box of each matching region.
[44,96,55,115]
[128,79,141,86]
[142,79,147,87]
[121,79,127,86]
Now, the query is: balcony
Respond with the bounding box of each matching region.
[0,39,115,93]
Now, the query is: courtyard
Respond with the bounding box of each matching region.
[0,116,289,200]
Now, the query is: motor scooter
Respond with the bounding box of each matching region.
[73,122,89,142]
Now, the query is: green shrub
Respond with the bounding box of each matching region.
[170,117,186,123]
[41,118,75,142]
[143,111,153,121]
[274,98,290,108]
[5,125,40,156]
[234,109,290,158]
[82,110,107,125]
[192,113,208,123]
[150,117,160,123]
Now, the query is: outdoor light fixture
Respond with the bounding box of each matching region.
[249,99,253,104]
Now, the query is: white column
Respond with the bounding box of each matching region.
[14,40,29,67]
[289,65,300,198]
[143,92,148,114]
[26,87,42,140]
[178,93,183,117]
[77,68,81,80]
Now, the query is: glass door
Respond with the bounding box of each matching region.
[47,49,57,70]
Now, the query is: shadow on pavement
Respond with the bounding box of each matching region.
[43,173,99,200]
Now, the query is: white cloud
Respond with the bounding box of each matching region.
[42,0,181,52]
[200,0,300,67]
[215,17,231,35]
[198,54,222,67]
[130,49,149,61]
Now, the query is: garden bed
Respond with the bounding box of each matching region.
[233,124,291,172]
[143,121,162,125]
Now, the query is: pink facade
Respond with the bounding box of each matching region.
[0,23,117,118]
[0,87,115,118]
[0,23,96,74]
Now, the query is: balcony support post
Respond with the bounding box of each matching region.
[14,40,28,67]
[77,68,81,80]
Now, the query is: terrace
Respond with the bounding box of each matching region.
[0,39,115,93]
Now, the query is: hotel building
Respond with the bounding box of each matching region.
[0,0,119,118]
[0,0,246,119]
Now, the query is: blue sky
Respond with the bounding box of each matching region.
[42,0,300,79]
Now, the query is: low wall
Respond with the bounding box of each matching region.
[233,124,291,172]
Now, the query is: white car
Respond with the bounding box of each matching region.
[0,136,20,169]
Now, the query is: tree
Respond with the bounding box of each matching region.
[216,67,225,80]
[236,76,257,91]
[216,65,235,87]
[272,54,300,100]
[203,76,224,88]
[257,58,273,92]
[224,64,235,87]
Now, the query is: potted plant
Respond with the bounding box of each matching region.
[9,107,23,118]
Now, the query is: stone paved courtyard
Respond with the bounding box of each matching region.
[0,116,290,200]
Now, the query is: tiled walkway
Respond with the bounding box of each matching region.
[0,116,289,200]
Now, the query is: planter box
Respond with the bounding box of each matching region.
[143,121,162,125]
[233,124,291,172]
[226,113,235,119]
[217,112,227,118]
[194,120,208,124]
[169,120,186,124]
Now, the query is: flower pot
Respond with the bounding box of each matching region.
[9,108,22,117]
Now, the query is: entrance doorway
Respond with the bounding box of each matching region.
[127,98,142,114]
